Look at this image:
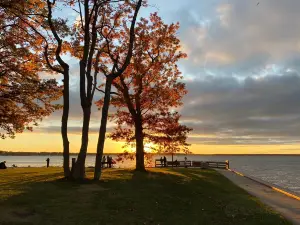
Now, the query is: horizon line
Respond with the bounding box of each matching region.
[1,151,300,156]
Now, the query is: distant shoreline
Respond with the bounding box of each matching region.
[1,151,300,156]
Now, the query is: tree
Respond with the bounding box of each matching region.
[68,0,143,179]
[89,0,143,180]
[93,0,143,180]
[106,13,192,170]
[0,49,61,139]
[69,0,104,179]
[0,0,72,177]
[1,0,144,179]
[0,0,62,139]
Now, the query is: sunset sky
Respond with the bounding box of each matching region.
[2,0,300,154]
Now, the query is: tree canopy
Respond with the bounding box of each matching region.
[0,0,62,139]
[0,0,191,176]
[102,13,192,168]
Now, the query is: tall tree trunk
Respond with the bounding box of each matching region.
[118,75,146,171]
[45,0,71,178]
[135,115,145,171]
[94,76,113,180]
[73,106,91,179]
[62,69,70,178]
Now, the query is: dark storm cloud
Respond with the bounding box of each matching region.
[181,73,300,144]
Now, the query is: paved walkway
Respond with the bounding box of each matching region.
[218,169,300,225]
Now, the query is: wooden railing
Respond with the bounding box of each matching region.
[155,160,191,167]
[155,160,229,170]
[200,161,229,169]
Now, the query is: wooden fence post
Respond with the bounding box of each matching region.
[225,160,229,170]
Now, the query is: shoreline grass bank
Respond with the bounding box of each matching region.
[0,168,290,225]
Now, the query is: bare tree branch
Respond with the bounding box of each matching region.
[77,0,84,31]
[113,0,143,78]
[46,0,68,69]
[95,87,120,96]
[91,49,102,99]
[44,45,64,74]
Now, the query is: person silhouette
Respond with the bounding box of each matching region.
[0,161,7,169]
[102,156,106,168]
[160,157,163,167]
[163,156,167,167]
[46,158,50,168]
[109,156,113,168]
[107,155,112,168]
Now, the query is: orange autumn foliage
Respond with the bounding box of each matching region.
[0,0,62,138]
[104,13,192,159]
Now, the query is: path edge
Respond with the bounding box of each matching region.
[227,169,300,201]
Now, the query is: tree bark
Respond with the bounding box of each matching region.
[72,0,92,179]
[94,0,142,180]
[135,115,145,171]
[73,106,91,179]
[134,73,145,171]
[45,0,71,178]
[118,75,146,171]
[94,76,113,180]
[62,69,70,177]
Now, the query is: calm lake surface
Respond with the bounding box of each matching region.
[1,155,300,194]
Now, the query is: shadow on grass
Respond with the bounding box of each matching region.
[0,168,290,225]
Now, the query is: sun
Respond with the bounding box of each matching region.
[127,142,155,153]
[144,143,154,153]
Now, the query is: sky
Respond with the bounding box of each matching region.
[2,0,300,154]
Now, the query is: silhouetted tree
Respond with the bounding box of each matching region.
[93,0,143,180]
[103,13,192,171]
[68,0,143,179]
[0,0,72,177]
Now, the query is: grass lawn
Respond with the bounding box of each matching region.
[0,167,290,225]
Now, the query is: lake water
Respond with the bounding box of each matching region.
[1,155,300,194]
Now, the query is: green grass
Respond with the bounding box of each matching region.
[0,167,290,225]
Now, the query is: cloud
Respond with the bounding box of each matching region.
[173,0,300,76]
[181,72,300,144]
[35,0,300,147]
[145,0,300,145]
